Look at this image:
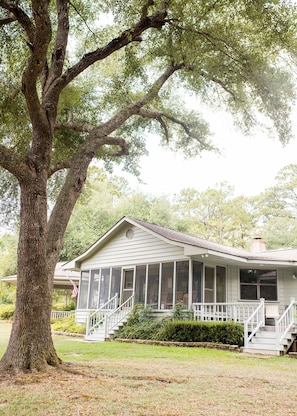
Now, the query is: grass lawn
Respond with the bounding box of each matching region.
[1,321,297,415]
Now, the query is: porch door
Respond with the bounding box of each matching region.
[122,268,135,303]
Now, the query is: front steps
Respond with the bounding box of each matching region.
[242,326,296,356]
[85,316,127,342]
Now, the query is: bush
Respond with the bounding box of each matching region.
[52,314,86,334]
[117,304,162,339]
[171,302,193,321]
[117,319,163,340]
[117,305,244,346]
[157,320,244,346]
[0,304,15,320]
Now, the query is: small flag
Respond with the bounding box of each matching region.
[68,277,78,298]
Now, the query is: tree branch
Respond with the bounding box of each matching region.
[45,1,170,98]
[44,0,69,92]
[55,64,181,141]
[0,14,15,26]
[0,144,32,180]
[138,107,208,144]
[100,136,130,157]
[0,1,35,42]
[54,121,93,134]
[94,64,182,137]
[48,160,71,177]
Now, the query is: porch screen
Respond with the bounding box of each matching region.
[135,265,146,304]
[147,264,159,309]
[99,268,111,306]
[88,270,100,309]
[175,261,189,306]
[192,261,202,303]
[161,262,174,309]
[110,268,121,299]
[216,266,226,303]
[240,269,277,301]
[78,271,89,309]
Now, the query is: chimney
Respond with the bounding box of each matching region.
[250,237,266,252]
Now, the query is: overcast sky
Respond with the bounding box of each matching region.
[116,108,297,198]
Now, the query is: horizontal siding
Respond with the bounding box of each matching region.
[280,267,297,306]
[81,225,185,269]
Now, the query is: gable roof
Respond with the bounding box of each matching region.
[65,216,297,269]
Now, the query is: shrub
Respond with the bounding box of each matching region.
[117,304,162,339]
[0,304,15,320]
[52,314,86,334]
[117,319,163,340]
[171,302,193,321]
[157,320,244,345]
[125,303,153,326]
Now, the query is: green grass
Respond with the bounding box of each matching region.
[1,322,297,415]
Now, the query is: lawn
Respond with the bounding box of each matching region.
[1,321,297,415]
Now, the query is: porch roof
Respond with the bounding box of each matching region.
[65,216,297,269]
[1,262,80,290]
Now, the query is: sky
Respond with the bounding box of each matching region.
[115,108,297,198]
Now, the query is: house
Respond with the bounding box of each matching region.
[1,262,80,290]
[66,216,297,354]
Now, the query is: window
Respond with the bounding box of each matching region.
[240,269,277,301]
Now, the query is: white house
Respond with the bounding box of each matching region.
[66,216,297,354]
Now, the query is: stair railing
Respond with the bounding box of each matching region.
[276,297,296,349]
[244,298,265,348]
[86,293,118,337]
[104,294,135,339]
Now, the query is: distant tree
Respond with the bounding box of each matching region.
[61,172,183,259]
[254,164,297,248]
[0,1,296,373]
[0,234,18,278]
[174,183,255,247]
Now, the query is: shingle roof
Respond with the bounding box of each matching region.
[130,217,297,263]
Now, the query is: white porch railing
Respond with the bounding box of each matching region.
[192,302,260,323]
[244,298,265,347]
[86,293,118,337]
[51,310,74,320]
[104,294,135,339]
[276,297,297,349]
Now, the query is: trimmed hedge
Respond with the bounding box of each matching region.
[158,320,244,346]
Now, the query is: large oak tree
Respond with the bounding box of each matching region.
[0,0,296,373]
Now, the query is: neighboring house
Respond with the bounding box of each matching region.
[1,262,80,290]
[65,216,297,355]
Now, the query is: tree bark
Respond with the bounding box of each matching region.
[0,175,60,372]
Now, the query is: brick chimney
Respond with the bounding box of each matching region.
[250,237,266,252]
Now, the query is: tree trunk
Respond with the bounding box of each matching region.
[0,176,61,373]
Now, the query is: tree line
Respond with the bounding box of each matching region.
[1,163,297,280]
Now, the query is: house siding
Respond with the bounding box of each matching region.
[80,225,186,270]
